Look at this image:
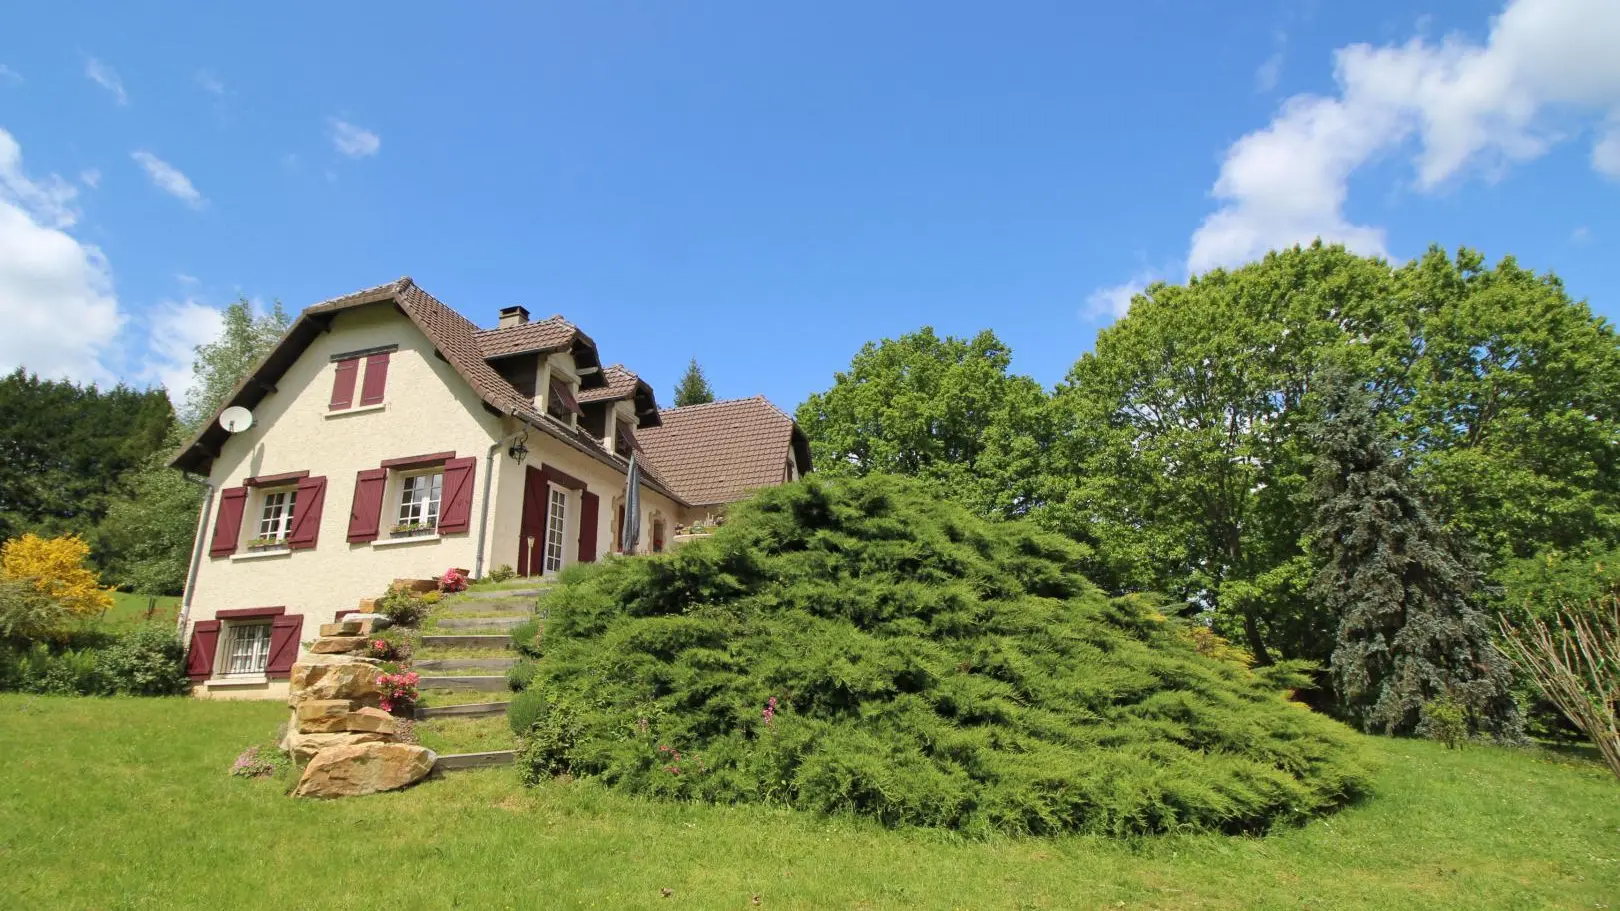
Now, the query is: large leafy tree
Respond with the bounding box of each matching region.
[0,370,173,546]
[1047,243,1620,667]
[1308,370,1520,738]
[796,328,1054,520]
[672,358,716,407]
[96,297,292,594]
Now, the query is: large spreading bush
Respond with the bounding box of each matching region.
[0,624,188,696]
[514,475,1371,837]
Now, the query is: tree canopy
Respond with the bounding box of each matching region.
[672,358,716,408]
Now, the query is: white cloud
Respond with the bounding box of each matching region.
[1256,31,1287,93]
[131,150,205,208]
[175,272,199,285]
[85,57,127,105]
[1570,225,1591,244]
[0,128,122,384]
[1085,273,1157,321]
[142,298,224,404]
[196,70,225,96]
[79,168,100,189]
[0,64,20,85]
[328,118,380,158]
[1190,0,1620,274]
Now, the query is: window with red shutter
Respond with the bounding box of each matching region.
[578,490,600,563]
[360,351,390,406]
[286,476,327,549]
[209,487,248,556]
[185,620,222,680]
[348,469,388,542]
[330,358,359,410]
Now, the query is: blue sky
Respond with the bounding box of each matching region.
[1,0,1616,413]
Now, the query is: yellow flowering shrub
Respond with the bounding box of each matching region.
[0,533,114,616]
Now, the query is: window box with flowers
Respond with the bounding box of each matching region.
[389,521,438,539]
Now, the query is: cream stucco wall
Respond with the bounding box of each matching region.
[185,302,687,700]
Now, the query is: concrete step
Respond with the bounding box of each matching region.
[433,616,529,631]
[419,634,511,650]
[412,657,517,672]
[415,701,509,719]
[440,600,534,616]
[432,750,517,774]
[463,588,546,599]
[418,674,509,692]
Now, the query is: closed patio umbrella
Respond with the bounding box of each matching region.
[621,452,641,554]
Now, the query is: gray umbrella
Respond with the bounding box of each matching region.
[621,452,641,554]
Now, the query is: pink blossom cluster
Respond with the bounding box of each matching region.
[439,568,469,593]
[761,695,779,727]
[378,671,421,714]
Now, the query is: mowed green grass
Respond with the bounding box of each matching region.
[99,591,180,629]
[1,695,1616,911]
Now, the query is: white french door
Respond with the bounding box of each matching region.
[544,487,568,574]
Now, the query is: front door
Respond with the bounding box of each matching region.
[518,466,547,577]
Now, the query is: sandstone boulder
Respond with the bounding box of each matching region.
[319,620,362,637]
[344,706,401,735]
[310,636,369,655]
[288,654,384,707]
[391,578,438,594]
[293,742,437,798]
[296,699,358,733]
[347,613,390,634]
[281,730,389,762]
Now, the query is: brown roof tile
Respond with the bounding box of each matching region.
[577,364,640,403]
[473,317,577,359]
[637,397,808,506]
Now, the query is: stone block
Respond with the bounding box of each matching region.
[319,620,362,637]
[295,699,357,733]
[293,743,436,798]
[288,654,384,707]
[281,730,390,763]
[311,636,369,655]
[344,706,400,735]
[391,578,439,594]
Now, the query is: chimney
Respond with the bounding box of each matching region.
[498,305,530,328]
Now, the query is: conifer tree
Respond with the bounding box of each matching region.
[1308,370,1521,738]
[672,358,715,407]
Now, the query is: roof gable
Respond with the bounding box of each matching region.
[636,397,811,506]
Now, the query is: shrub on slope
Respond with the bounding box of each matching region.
[516,475,1371,836]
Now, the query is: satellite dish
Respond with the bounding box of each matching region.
[219,406,254,433]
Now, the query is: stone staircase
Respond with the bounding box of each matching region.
[410,584,548,741]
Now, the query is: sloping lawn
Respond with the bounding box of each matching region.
[0,694,1615,910]
[99,591,180,629]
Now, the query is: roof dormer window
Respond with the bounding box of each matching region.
[547,374,582,427]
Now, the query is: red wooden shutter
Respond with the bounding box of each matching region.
[287,476,327,550]
[615,504,626,553]
[185,620,221,680]
[437,456,477,534]
[360,352,390,406]
[347,469,388,542]
[265,614,304,678]
[577,490,599,563]
[330,358,359,410]
[209,487,248,557]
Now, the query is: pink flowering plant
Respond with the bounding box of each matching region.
[364,628,411,661]
[378,670,421,715]
[439,567,469,593]
[229,745,287,779]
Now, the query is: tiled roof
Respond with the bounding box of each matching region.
[577,364,641,403]
[636,397,805,506]
[473,317,577,359]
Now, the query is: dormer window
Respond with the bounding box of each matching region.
[614,419,640,460]
[547,375,582,426]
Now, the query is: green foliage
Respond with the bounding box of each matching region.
[507,686,550,736]
[375,588,430,627]
[797,327,1056,521]
[518,474,1371,836]
[672,357,716,407]
[1496,542,1620,624]
[179,297,292,428]
[1419,697,1469,750]
[1308,371,1520,739]
[95,426,203,595]
[488,564,517,584]
[0,368,174,548]
[507,658,540,692]
[0,577,72,641]
[0,623,187,696]
[509,618,543,658]
[1046,243,1620,670]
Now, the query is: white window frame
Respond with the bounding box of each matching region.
[392,469,444,536]
[219,620,273,678]
[544,485,569,574]
[251,486,298,549]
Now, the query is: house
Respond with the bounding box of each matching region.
[170,277,810,700]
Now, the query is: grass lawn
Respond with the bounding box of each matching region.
[1,695,1616,910]
[98,591,180,629]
